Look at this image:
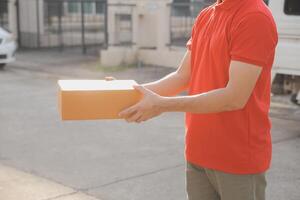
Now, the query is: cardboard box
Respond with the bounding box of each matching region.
[58,80,142,120]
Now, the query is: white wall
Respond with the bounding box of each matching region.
[101,0,183,68]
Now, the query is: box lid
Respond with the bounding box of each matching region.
[58,80,138,91]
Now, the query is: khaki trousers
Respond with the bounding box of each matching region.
[186,162,266,200]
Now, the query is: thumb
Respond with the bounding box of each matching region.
[133,85,150,95]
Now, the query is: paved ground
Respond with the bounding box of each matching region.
[0,164,99,200]
[0,50,299,200]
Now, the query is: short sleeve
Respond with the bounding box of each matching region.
[230,13,278,68]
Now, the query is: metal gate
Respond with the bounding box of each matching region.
[16,0,108,54]
[0,0,10,31]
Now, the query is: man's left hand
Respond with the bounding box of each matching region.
[119,85,164,123]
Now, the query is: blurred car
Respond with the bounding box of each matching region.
[267,0,300,104]
[0,27,17,69]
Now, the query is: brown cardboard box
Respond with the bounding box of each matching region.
[58,80,142,120]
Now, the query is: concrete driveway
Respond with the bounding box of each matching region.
[0,50,299,200]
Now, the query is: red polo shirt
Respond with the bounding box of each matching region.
[186,0,278,174]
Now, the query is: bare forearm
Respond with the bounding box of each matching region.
[159,88,242,114]
[120,61,262,123]
[143,72,189,96]
[143,51,191,96]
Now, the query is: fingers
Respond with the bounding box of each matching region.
[136,116,146,123]
[126,112,143,123]
[119,104,146,123]
[105,76,116,81]
[119,105,139,119]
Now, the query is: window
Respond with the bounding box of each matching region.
[115,14,132,45]
[263,0,269,6]
[284,0,300,15]
[83,3,93,14]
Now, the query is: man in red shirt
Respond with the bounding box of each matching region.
[118,0,278,199]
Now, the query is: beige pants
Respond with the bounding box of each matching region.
[186,162,266,200]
